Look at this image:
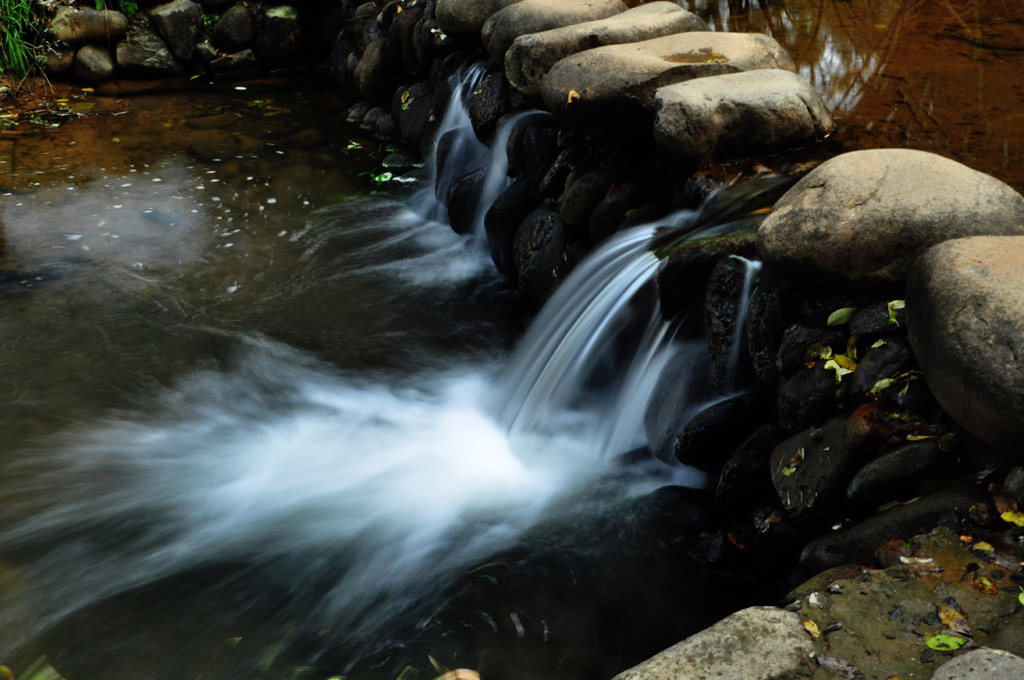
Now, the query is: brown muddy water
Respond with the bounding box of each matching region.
[1,1,1024,679]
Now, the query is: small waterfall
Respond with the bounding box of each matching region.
[725,256,762,391]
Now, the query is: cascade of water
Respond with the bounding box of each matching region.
[725,256,762,391]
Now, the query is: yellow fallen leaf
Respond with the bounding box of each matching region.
[803,620,821,638]
[1002,511,1024,527]
[567,89,581,105]
[972,541,995,552]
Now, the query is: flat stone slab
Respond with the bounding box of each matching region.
[757,149,1024,285]
[653,68,835,166]
[505,1,707,97]
[612,606,812,680]
[542,31,795,120]
[907,236,1024,456]
[482,0,629,63]
[436,0,523,37]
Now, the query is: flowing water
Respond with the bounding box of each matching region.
[0,77,722,680]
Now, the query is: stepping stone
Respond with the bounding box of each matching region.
[436,0,523,37]
[757,149,1024,285]
[542,31,794,120]
[483,0,629,62]
[653,68,835,166]
[506,1,708,98]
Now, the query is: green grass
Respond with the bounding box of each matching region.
[0,0,35,77]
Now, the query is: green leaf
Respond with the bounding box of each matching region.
[888,299,905,326]
[1018,588,1024,607]
[827,307,856,326]
[923,632,968,652]
[1001,511,1024,527]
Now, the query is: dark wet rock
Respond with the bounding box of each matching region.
[542,32,794,122]
[116,23,181,76]
[194,39,218,63]
[199,0,234,10]
[715,423,783,514]
[656,235,757,320]
[391,81,434,149]
[388,2,427,76]
[589,180,653,243]
[209,48,260,75]
[1006,467,1024,507]
[45,48,76,76]
[446,168,487,236]
[770,415,879,524]
[255,5,301,64]
[49,7,128,44]
[654,69,835,167]
[73,45,115,82]
[485,177,536,279]
[346,101,372,125]
[849,301,905,338]
[150,0,203,63]
[845,441,943,509]
[361,105,396,140]
[704,256,755,393]
[558,162,615,242]
[213,5,255,52]
[775,322,848,378]
[612,607,812,680]
[481,0,628,63]
[675,394,763,471]
[435,0,522,37]
[513,206,568,303]
[908,236,1024,458]
[355,38,405,104]
[758,150,1024,285]
[506,2,706,98]
[506,116,559,193]
[932,649,1024,680]
[746,283,786,390]
[538,147,578,198]
[798,486,991,573]
[850,337,914,398]
[379,151,420,172]
[643,346,712,462]
[468,70,509,142]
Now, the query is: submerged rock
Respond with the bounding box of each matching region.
[542,31,794,121]
[757,149,1024,285]
[653,69,835,167]
[612,606,813,680]
[482,0,629,63]
[907,236,1024,456]
[506,2,707,98]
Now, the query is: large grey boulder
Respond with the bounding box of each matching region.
[654,69,835,166]
[506,2,707,98]
[150,0,203,63]
[481,0,628,63]
[213,5,255,52]
[612,607,813,680]
[436,0,523,37]
[930,649,1024,679]
[758,149,1024,285]
[73,44,115,82]
[542,32,794,120]
[116,24,182,75]
[50,7,129,44]
[906,236,1024,456]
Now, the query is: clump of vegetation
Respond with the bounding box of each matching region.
[0,0,37,78]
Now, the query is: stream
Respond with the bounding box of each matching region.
[2,0,1024,678]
